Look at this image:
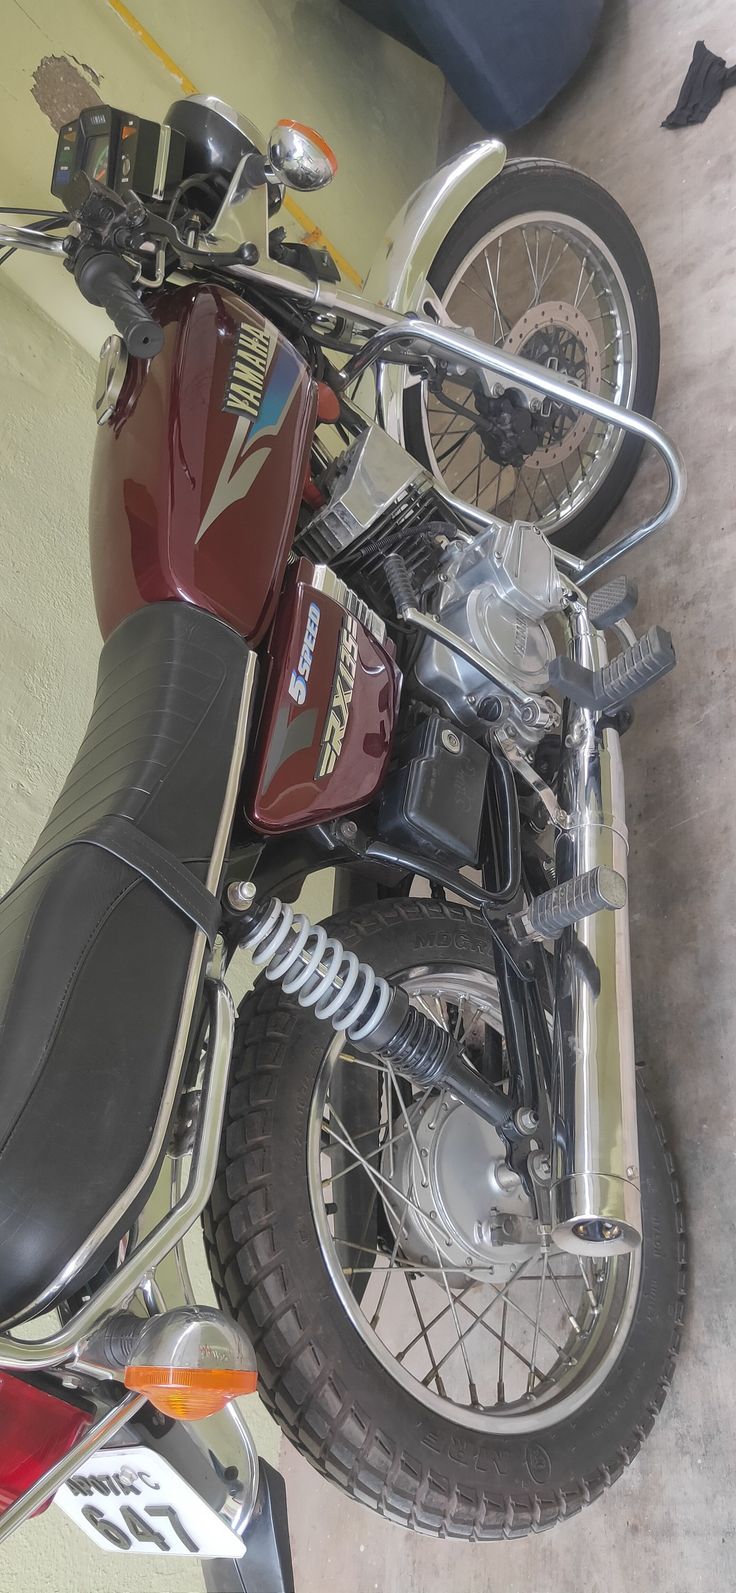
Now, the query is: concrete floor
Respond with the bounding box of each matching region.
[280,3,736,1590]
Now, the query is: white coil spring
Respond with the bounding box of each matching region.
[245,897,392,1044]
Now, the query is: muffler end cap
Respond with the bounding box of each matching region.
[550,1172,642,1258]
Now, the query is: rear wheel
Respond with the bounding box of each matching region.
[401,162,660,554]
[205,900,684,1537]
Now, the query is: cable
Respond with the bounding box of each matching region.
[165,173,217,223]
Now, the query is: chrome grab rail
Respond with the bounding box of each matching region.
[0,978,235,1370]
[334,315,686,585]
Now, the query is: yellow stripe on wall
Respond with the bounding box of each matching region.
[105,0,363,286]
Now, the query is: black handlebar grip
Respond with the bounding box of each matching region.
[73,248,164,360]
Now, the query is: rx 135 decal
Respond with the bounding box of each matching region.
[317,613,358,779]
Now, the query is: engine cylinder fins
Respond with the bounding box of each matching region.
[229,886,512,1128]
[511,865,627,944]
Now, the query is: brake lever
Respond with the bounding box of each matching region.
[141,210,259,268]
[73,183,260,272]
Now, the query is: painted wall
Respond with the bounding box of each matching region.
[0,272,98,886]
[1,0,442,350]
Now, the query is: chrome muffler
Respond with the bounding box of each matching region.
[550,603,641,1257]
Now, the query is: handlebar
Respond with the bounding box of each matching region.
[0,223,66,255]
[0,222,163,359]
[74,247,164,359]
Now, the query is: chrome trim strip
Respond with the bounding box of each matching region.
[152,124,172,200]
[311,563,386,645]
[0,1392,146,1547]
[0,979,235,1368]
[3,647,257,1326]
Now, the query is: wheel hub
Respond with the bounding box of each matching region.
[382,1094,539,1286]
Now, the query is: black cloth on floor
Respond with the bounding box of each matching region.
[663,39,736,128]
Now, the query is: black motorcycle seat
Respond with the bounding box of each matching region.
[0,602,250,1325]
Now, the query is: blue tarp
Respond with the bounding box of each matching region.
[342,0,605,132]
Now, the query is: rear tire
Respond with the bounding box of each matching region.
[205,899,684,1538]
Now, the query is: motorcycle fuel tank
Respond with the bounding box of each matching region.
[89,283,316,642]
[246,560,401,831]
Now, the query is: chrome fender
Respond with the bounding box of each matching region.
[362,139,507,442]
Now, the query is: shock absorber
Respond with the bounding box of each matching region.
[227,883,513,1131]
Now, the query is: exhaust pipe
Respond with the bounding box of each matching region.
[550,603,642,1258]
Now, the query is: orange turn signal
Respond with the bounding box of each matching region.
[123,1364,257,1421]
[275,119,338,175]
[122,1306,258,1422]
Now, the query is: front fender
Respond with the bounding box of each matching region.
[362,139,507,440]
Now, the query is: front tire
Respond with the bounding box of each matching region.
[205,900,684,1538]
[402,161,660,555]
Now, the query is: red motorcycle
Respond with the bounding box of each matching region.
[0,96,686,1586]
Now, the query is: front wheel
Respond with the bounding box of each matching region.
[205,900,684,1538]
[401,161,660,554]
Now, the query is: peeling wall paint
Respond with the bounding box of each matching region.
[31,53,102,134]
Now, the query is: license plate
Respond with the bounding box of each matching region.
[54,1442,246,1558]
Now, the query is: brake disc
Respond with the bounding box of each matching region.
[503,298,602,469]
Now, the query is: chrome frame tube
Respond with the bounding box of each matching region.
[0,1392,146,1547]
[0,978,235,1368]
[549,602,641,1256]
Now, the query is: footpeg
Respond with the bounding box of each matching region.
[510,866,627,944]
[587,576,638,630]
[549,625,675,711]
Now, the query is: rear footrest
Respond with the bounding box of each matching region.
[511,866,627,943]
[587,575,638,630]
[549,625,675,712]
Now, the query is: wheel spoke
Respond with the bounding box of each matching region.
[404,1271,448,1397]
[522,226,541,305]
[435,430,473,467]
[527,1246,549,1393]
[548,1266,582,1334]
[483,240,509,340]
[497,1299,508,1403]
[321,1121,409,1189]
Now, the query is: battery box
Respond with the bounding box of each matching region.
[378,716,490,867]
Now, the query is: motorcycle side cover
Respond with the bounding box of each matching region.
[246,559,401,831]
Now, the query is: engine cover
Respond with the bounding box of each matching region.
[413,521,563,743]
